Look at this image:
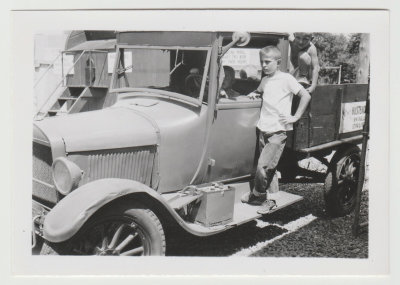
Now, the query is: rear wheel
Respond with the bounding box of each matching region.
[41,202,166,256]
[324,145,361,217]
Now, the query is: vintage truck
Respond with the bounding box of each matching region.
[32,31,367,256]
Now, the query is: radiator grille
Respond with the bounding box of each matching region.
[32,142,53,184]
[32,142,59,205]
[32,143,157,205]
[32,179,58,204]
[83,147,156,186]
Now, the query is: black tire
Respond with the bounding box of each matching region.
[324,145,361,217]
[40,202,166,256]
[278,148,299,182]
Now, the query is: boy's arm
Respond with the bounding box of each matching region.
[247,89,262,99]
[307,45,320,93]
[247,79,263,99]
[280,88,311,124]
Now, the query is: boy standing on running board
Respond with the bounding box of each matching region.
[241,45,311,214]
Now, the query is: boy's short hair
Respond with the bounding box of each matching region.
[259,46,282,60]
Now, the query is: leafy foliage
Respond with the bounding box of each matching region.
[312,33,362,84]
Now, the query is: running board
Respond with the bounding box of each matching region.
[162,181,303,235]
[231,190,303,225]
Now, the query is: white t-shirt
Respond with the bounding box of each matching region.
[256,71,302,132]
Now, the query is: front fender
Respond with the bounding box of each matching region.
[43,178,164,243]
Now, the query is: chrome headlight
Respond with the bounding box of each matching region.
[52,157,82,195]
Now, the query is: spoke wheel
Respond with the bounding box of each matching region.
[72,219,148,256]
[41,202,166,256]
[324,145,361,217]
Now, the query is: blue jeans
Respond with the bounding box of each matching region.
[254,130,287,196]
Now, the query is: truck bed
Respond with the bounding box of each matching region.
[287,83,368,151]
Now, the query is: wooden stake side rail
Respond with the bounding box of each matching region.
[299,135,363,153]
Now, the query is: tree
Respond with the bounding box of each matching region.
[356,34,370,83]
[312,33,362,84]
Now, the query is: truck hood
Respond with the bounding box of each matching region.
[34,107,159,152]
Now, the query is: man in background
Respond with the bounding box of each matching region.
[289,33,320,93]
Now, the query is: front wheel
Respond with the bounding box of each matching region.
[41,202,166,256]
[324,145,361,217]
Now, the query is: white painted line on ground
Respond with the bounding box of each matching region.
[255,219,275,228]
[231,214,317,257]
[282,214,317,231]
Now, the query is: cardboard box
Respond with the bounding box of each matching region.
[194,184,235,227]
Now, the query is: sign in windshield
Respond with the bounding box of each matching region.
[221,48,262,80]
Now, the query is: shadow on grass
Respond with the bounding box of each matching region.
[166,222,287,256]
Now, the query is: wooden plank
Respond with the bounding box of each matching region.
[299,135,363,153]
[292,85,345,150]
[92,52,110,87]
[68,87,89,113]
[293,117,309,150]
[310,85,340,116]
[277,37,290,72]
[286,130,294,149]
[48,87,71,112]
[334,87,344,140]
[342,84,368,103]
[338,130,363,140]
[310,114,336,146]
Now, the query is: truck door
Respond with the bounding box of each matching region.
[206,96,261,182]
[204,38,289,182]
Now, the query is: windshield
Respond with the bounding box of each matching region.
[111,47,210,101]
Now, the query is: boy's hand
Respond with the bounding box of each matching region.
[247,92,261,100]
[279,114,299,124]
[306,84,316,93]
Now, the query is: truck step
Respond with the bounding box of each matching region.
[163,181,303,235]
[231,191,303,225]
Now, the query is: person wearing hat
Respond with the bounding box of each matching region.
[220,66,240,99]
[289,33,320,93]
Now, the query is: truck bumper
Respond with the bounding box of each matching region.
[32,200,50,248]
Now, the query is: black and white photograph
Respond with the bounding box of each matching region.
[32,29,370,258]
[8,6,393,282]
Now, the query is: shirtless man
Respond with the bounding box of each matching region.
[290,33,320,93]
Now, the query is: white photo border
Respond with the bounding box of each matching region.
[5,3,398,284]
